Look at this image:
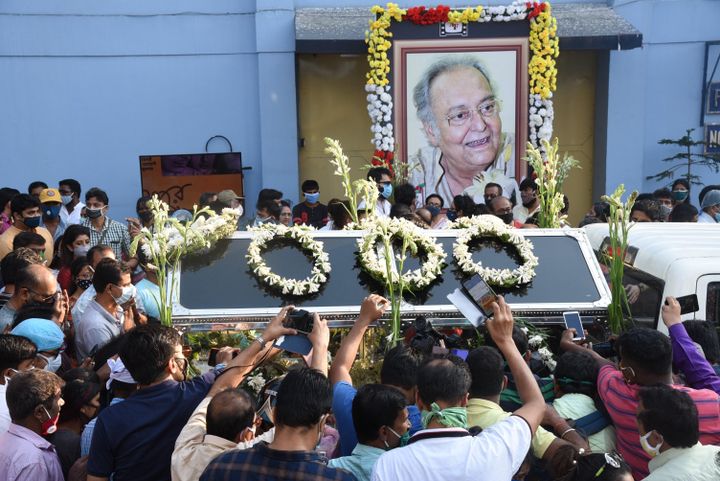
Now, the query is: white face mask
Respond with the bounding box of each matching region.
[38,354,62,373]
[111,284,136,305]
[640,430,663,457]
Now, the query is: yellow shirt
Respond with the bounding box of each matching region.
[0,225,54,263]
[466,397,556,459]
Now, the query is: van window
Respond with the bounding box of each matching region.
[707,282,719,323]
[622,267,664,329]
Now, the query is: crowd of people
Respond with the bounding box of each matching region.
[0,175,717,481]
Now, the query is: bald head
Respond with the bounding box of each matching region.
[14,264,57,308]
[488,196,512,214]
[206,388,256,442]
[88,244,116,268]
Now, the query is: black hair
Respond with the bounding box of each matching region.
[638,385,698,448]
[394,183,417,207]
[12,304,55,329]
[301,180,320,192]
[475,203,490,215]
[198,192,216,207]
[682,320,720,364]
[519,177,537,192]
[61,367,100,384]
[86,244,114,268]
[207,388,256,442]
[466,346,505,398]
[0,334,37,373]
[6,369,63,421]
[367,167,392,183]
[554,351,598,397]
[85,187,109,205]
[69,257,90,291]
[257,189,283,203]
[58,379,101,423]
[578,216,602,227]
[561,194,570,215]
[256,197,278,212]
[13,231,46,251]
[10,194,40,215]
[635,193,654,202]
[484,325,529,356]
[417,358,471,406]
[274,367,332,428]
[484,183,503,195]
[0,248,42,286]
[549,444,631,481]
[653,188,672,200]
[353,383,407,444]
[617,328,672,376]
[669,202,698,222]
[28,181,48,194]
[119,324,181,385]
[327,199,352,230]
[630,199,662,222]
[135,195,152,213]
[389,203,413,220]
[425,193,444,207]
[92,258,130,293]
[59,179,81,197]
[380,344,422,390]
[699,184,720,206]
[0,188,20,213]
[452,194,476,217]
[671,179,690,204]
[592,202,611,222]
[59,224,91,268]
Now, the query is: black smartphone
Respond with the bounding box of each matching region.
[285,309,314,334]
[563,311,585,340]
[673,294,699,315]
[208,348,239,367]
[461,274,498,318]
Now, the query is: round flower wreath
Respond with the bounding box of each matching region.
[357,217,446,290]
[246,224,331,296]
[450,215,538,287]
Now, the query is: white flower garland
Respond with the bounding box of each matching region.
[451,215,538,287]
[246,224,331,296]
[366,84,395,152]
[528,93,554,152]
[357,216,446,290]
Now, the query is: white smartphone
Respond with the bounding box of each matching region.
[563,311,585,340]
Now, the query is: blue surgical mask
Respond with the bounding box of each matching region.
[446,210,458,221]
[381,184,393,200]
[43,204,61,219]
[23,215,41,228]
[61,195,73,205]
[304,192,320,204]
[715,212,720,223]
[672,190,688,202]
[38,354,62,373]
[426,205,440,218]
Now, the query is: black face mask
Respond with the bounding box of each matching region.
[77,279,93,290]
[138,211,153,224]
[496,213,514,225]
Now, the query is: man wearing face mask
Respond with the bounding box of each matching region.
[359,167,394,218]
[81,188,134,266]
[512,178,540,224]
[292,179,329,228]
[329,384,410,481]
[697,189,720,224]
[637,385,720,480]
[0,193,55,263]
[75,258,137,360]
[87,308,297,481]
[201,367,357,481]
[0,334,38,434]
[488,196,519,227]
[0,369,65,481]
[11,318,66,374]
[58,179,85,226]
[0,264,59,332]
[39,188,67,242]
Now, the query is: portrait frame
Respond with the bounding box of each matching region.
[393,37,529,186]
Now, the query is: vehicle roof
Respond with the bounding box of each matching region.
[583,223,720,280]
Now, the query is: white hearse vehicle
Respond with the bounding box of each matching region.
[584,223,720,333]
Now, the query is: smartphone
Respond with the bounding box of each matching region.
[673,294,699,315]
[207,348,239,367]
[563,311,585,340]
[285,309,314,334]
[275,334,313,356]
[461,274,498,318]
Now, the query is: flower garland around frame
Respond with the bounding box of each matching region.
[246,224,332,297]
[365,2,559,156]
[450,215,538,287]
[357,216,446,291]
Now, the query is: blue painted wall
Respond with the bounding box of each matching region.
[0,0,718,220]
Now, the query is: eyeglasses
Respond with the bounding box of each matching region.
[174,357,189,376]
[446,99,500,127]
[594,452,623,477]
[27,289,58,304]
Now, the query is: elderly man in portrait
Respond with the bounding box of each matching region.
[409,56,519,206]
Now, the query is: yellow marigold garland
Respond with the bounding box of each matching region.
[528,3,559,99]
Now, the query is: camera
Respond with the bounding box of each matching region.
[285,308,314,334]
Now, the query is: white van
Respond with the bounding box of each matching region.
[583,223,720,333]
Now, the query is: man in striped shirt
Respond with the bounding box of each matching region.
[559,305,720,480]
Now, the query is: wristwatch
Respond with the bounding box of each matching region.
[254,335,267,349]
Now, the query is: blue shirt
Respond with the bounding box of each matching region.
[328,443,384,481]
[135,279,161,321]
[80,397,124,457]
[200,442,357,481]
[87,371,216,481]
[332,381,422,457]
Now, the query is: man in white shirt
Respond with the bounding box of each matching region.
[371,297,545,481]
[0,335,38,434]
[365,167,393,218]
[58,179,85,226]
[638,384,720,481]
[513,177,540,224]
[697,189,719,224]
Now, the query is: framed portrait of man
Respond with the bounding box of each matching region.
[393,38,529,206]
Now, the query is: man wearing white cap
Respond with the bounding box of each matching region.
[698,189,720,224]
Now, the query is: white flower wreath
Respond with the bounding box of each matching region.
[451,215,539,287]
[246,224,331,296]
[357,217,446,290]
